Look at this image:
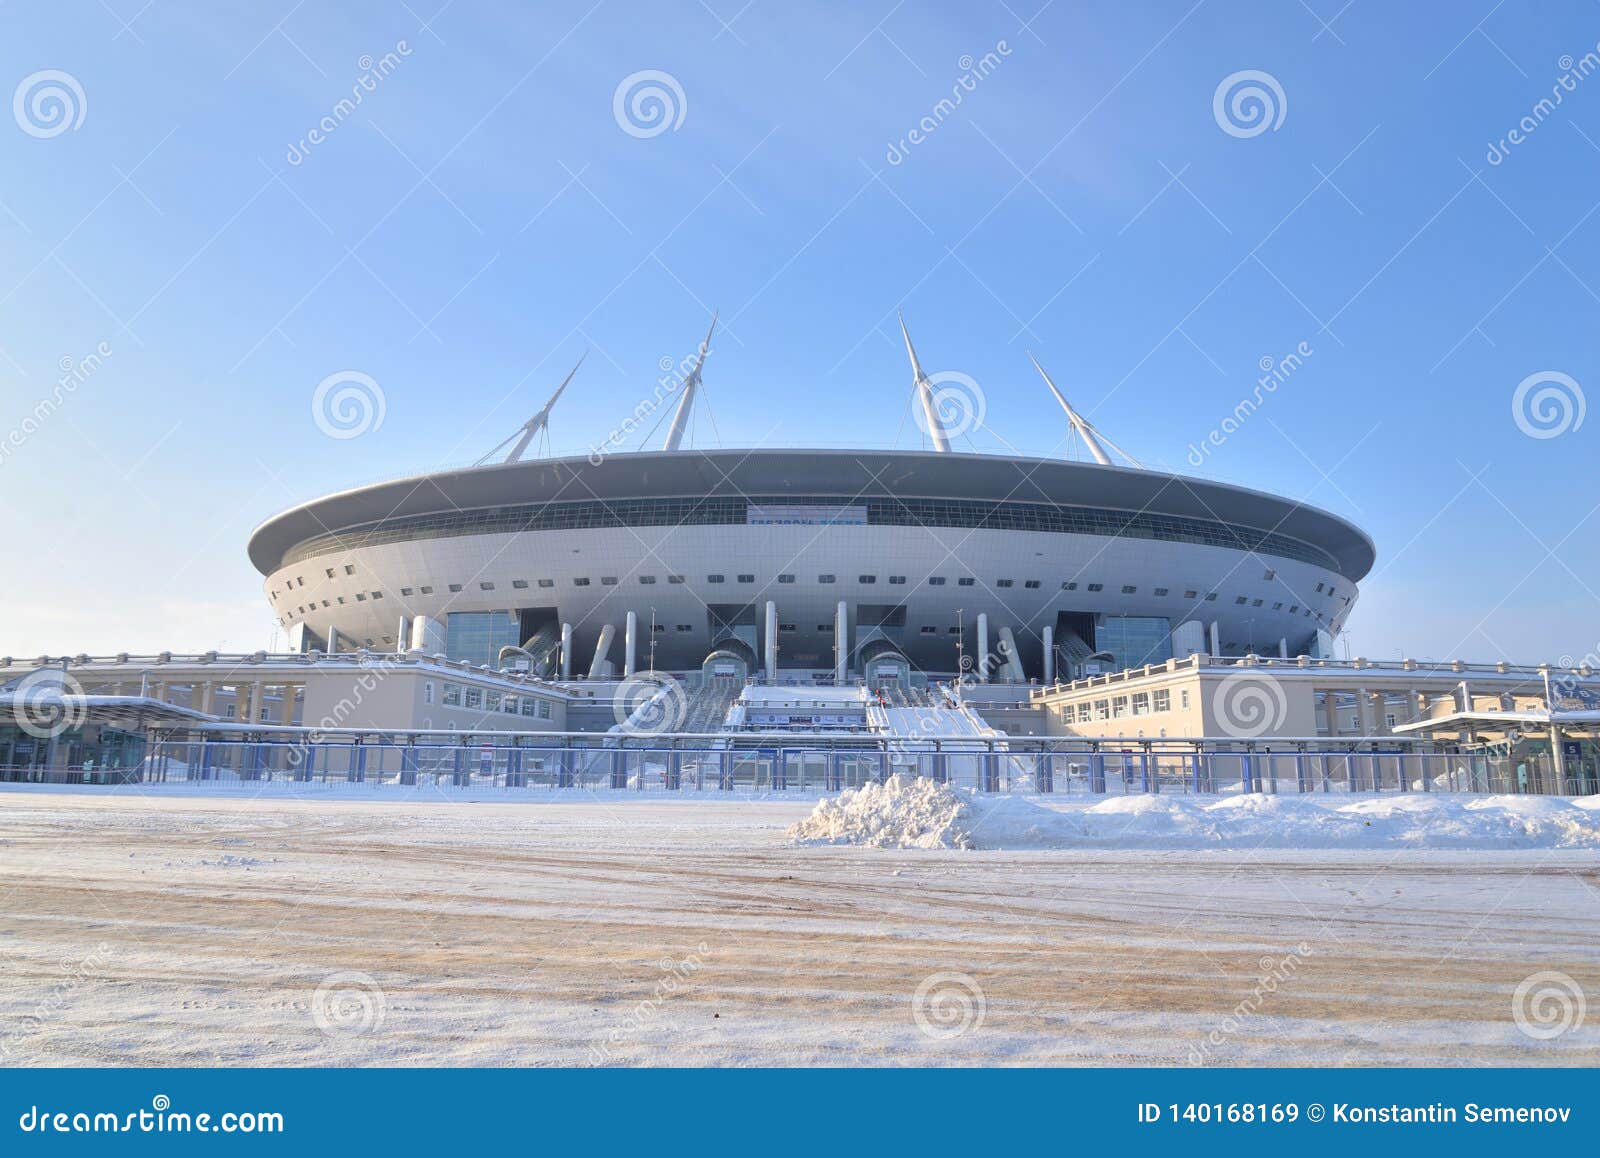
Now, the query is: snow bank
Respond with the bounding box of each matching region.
[788,777,1600,850]
[786,775,1080,849]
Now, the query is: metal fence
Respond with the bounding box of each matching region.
[2,736,1586,796]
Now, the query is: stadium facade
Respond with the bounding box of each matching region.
[249,320,1373,688]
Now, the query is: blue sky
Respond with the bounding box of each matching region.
[1,0,1597,662]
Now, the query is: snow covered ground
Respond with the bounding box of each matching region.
[1,783,1597,1066]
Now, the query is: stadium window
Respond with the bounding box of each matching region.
[652,623,666,633]
[947,626,961,634]
[1273,602,1283,610]
[1121,585,1136,595]
[1235,596,1248,605]
[448,583,463,593]
[538,579,554,588]
[573,577,591,586]
[779,624,797,632]
[1251,598,1263,607]
[1183,590,1197,599]
[601,577,618,586]
[1062,581,1078,591]
[920,626,937,634]
[355,593,366,602]
[480,582,495,591]
[321,600,330,608]
[401,587,414,596]
[1288,605,1298,614]
[778,573,795,584]
[889,576,906,585]
[818,625,832,633]
[296,577,305,587]
[996,579,1014,588]
[1086,583,1103,592]
[1315,582,1325,593]
[420,586,433,595]
[1153,587,1168,596]
[336,597,346,604]
[958,577,975,587]
[676,624,692,632]
[325,568,336,579]
[859,575,877,584]
[928,576,946,586]
[1024,580,1041,589]
[707,574,725,584]
[371,591,383,600]
[344,565,355,575]
[737,574,755,584]
[1204,592,1218,602]
[512,580,529,589]
[668,575,685,584]
[819,574,836,584]
[639,575,656,584]
[1263,569,1276,580]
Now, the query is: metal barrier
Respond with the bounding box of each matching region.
[2,736,1589,796]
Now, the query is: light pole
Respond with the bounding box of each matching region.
[648,607,658,675]
[955,608,965,704]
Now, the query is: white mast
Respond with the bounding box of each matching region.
[899,313,951,453]
[1028,352,1142,469]
[477,352,587,466]
[661,313,717,453]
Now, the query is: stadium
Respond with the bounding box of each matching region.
[249,319,1374,689]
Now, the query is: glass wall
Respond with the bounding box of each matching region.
[1097,615,1172,672]
[445,610,523,668]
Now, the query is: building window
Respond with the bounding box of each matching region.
[1094,699,1109,720]
[521,697,537,717]
[1180,690,1189,709]
[486,691,501,712]
[1076,703,1092,723]
[1132,692,1150,715]
[1112,696,1129,718]
[443,684,462,706]
[424,681,435,704]
[1153,689,1170,712]
[538,700,552,719]
[465,688,483,709]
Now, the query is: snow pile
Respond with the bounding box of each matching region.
[789,779,1600,850]
[786,775,1079,850]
